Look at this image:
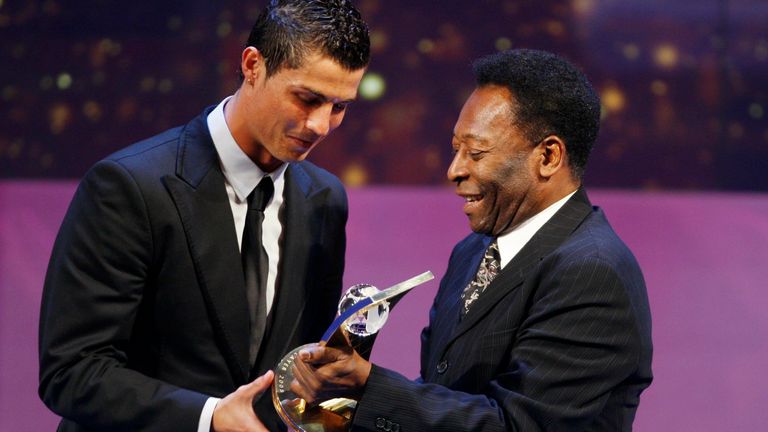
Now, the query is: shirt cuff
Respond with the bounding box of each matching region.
[197,397,221,432]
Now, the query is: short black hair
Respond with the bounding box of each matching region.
[244,0,370,78]
[472,49,600,179]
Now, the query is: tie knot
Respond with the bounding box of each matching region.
[487,239,500,260]
[248,177,274,212]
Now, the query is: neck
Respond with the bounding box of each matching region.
[223,90,281,173]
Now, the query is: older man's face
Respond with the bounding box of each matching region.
[447,85,542,236]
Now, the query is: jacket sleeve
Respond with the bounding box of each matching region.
[351,254,645,432]
[38,160,209,431]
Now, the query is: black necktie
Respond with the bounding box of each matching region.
[242,176,274,364]
[460,239,500,317]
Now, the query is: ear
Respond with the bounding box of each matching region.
[537,135,568,179]
[240,46,265,85]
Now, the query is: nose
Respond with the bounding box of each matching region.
[305,104,333,138]
[447,151,468,183]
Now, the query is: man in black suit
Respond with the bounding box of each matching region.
[38,1,369,431]
[291,49,653,431]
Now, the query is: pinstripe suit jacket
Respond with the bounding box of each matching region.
[352,189,652,431]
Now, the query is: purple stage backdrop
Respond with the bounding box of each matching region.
[2,181,767,431]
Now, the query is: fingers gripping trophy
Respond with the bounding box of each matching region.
[272,271,434,432]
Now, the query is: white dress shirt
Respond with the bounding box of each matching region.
[497,190,577,268]
[197,97,288,431]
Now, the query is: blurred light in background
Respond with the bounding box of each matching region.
[359,72,386,101]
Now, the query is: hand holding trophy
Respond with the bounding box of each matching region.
[272,271,434,432]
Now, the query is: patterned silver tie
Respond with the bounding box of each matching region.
[460,239,500,316]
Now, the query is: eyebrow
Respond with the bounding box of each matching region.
[453,132,489,143]
[300,87,357,105]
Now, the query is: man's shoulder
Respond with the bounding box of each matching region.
[109,126,183,160]
[553,207,643,282]
[569,208,632,256]
[97,108,212,177]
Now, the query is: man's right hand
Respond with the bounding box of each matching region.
[211,370,274,432]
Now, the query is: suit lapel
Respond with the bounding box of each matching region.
[433,235,492,342]
[449,189,594,343]
[163,111,251,384]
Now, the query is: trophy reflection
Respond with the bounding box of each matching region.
[272,271,434,432]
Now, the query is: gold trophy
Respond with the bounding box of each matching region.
[272,271,434,432]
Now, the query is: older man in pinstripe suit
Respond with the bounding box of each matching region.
[292,49,653,431]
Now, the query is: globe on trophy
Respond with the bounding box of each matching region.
[271,271,434,432]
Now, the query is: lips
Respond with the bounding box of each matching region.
[458,192,484,213]
[287,135,316,151]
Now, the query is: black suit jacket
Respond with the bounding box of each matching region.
[352,189,652,431]
[38,107,347,431]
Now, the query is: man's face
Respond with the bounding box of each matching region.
[448,85,542,236]
[242,52,366,170]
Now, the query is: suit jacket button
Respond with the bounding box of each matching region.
[376,417,386,429]
[436,359,448,374]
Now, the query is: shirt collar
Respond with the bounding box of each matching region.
[207,96,288,202]
[497,190,577,268]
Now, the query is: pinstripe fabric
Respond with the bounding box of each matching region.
[353,189,652,431]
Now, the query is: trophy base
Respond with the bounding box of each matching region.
[272,344,357,432]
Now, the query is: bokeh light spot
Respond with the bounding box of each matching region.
[495,37,512,51]
[140,77,156,92]
[367,128,383,143]
[417,39,434,54]
[56,73,72,90]
[342,163,369,187]
[601,85,626,113]
[653,44,679,69]
[622,44,640,61]
[370,30,389,52]
[728,122,744,139]
[158,79,174,94]
[359,72,386,101]
[650,80,668,96]
[217,22,232,38]
[49,103,72,134]
[545,20,565,37]
[98,39,121,56]
[573,0,597,16]
[83,101,102,122]
[749,103,764,119]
